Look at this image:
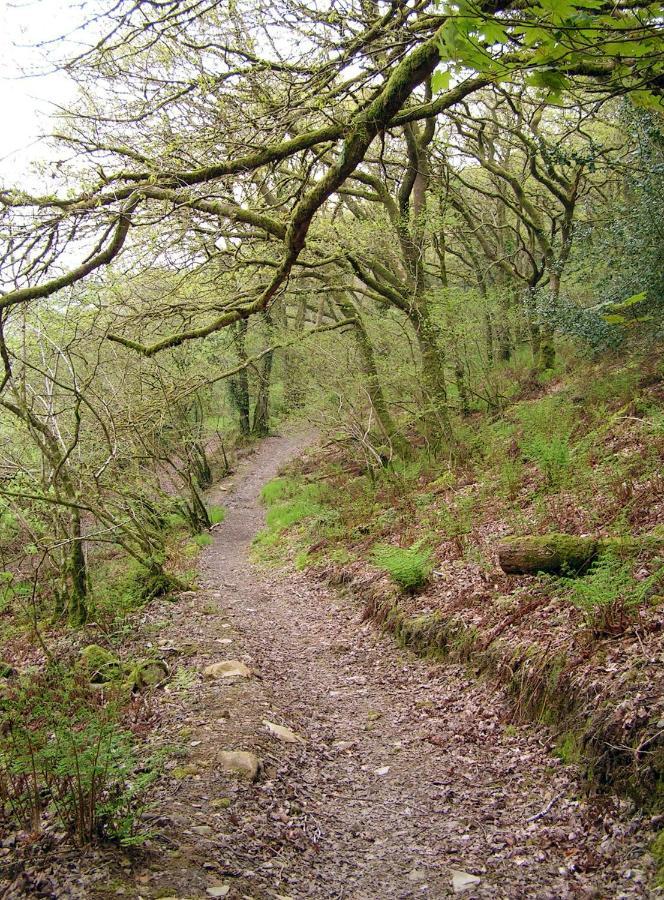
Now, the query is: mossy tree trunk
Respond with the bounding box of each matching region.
[252,313,274,437]
[337,294,411,458]
[412,309,453,448]
[228,320,251,435]
[68,507,88,625]
[497,532,664,575]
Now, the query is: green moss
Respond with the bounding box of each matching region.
[555,731,582,765]
[125,659,168,691]
[397,612,443,654]
[450,622,479,660]
[650,828,664,888]
[78,645,122,684]
[500,533,598,574]
[140,569,180,600]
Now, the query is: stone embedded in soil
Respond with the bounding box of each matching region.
[407,867,427,883]
[217,750,261,780]
[78,644,122,683]
[263,719,305,743]
[203,660,252,679]
[128,659,169,690]
[452,870,482,893]
[172,765,201,779]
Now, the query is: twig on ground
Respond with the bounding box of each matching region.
[526,792,562,823]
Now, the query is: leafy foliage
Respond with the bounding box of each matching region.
[433,0,664,109]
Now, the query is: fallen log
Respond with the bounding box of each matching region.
[497,531,664,576]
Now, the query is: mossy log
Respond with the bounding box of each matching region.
[498,532,664,575]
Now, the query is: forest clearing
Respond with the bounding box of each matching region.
[0,0,663,896]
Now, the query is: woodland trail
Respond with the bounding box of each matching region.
[81,433,652,899]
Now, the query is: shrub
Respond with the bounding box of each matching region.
[497,456,524,500]
[0,668,161,845]
[0,503,19,547]
[0,572,32,615]
[437,494,475,538]
[371,542,433,591]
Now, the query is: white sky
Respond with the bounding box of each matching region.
[0,0,88,182]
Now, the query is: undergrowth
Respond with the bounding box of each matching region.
[560,552,663,636]
[253,476,332,560]
[0,667,165,845]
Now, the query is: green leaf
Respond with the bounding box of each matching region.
[602,314,628,325]
[615,291,647,309]
[536,0,578,20]
[480,21,509,44]
[525,69,571,95]
[431,69,452,93]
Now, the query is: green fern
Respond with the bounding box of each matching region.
[561,552,662,634]
[371,542,433,591]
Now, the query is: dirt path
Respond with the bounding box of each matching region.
[91,433,653,899]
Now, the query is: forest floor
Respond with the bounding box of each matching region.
[5,431,658,899]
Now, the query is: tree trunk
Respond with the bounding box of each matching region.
[283,298,307,410]
[412,310,453,447]
[229,320,251,435]
[252,350,273,436]
[68,508,88,625]
[252,312,274,437]
[190,441,212,489]
[538,324,556,371]
[454,359,470,417]
[497,532,664,575]
[338,295,411,458]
